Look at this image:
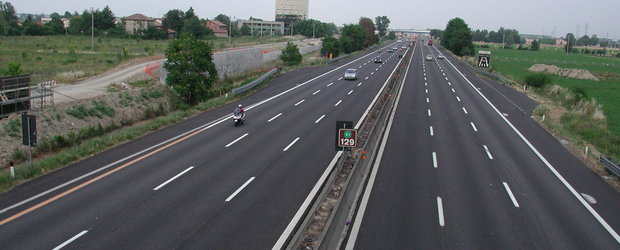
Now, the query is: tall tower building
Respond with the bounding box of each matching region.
[275,0,309,34]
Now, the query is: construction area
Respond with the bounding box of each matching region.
[0,75,54,118]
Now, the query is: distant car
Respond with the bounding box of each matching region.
[401,46,407,50]
[374,56,382,63]
[392,47,398,50]
[344,68,358,80]
[387,49,394,53]
[425,55,433,61]
[437,54,445,59]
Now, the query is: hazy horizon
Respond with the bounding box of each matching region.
[9,0,619,40]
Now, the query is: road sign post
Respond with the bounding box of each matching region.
[478,50,491,68]
[338,129,357,148]
[335,121,354,151]
[21,114,36,168]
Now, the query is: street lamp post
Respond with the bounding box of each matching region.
[91,7,94,51]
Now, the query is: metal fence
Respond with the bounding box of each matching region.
[231,68,278,95]
[600,156,620,178]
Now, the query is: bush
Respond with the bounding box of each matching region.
[280,42,302,66]
[524,73,553,88]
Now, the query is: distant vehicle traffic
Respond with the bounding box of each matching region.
[427,40,433,46]
[344,68,358,80]
[374,56,382,63]
[387,48,394,53]
[437,54,445,59]
[426,55,433,61]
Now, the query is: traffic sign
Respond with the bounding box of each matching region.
[478,50,491,68]
[338,129,357,148]
[335,121,354,151]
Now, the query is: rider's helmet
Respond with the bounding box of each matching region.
[238,104,243,108]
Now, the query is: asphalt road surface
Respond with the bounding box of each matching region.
[0,41,410,249]
[345,40,620,249]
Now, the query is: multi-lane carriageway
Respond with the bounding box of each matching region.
[0,40,408,249]
[0,38,619,249]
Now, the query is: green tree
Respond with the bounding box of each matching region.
[430,29,443,39]
[240,23,251,36]
[440,17,475,56]
[163,9,185,35]
[374,16,390,37]
[96,6,116,30]
[386,31,396,40]
[214,14,230,27]
[44,14,65,35]
[0,1,20,35]
[280,42,302,66]
[68,15,85,35]
[531,39,540,51]
[5,62,23,76]
[164,35,218,105]
[358,17,375,48]
[590,34,599,46]
[321,36,341,58]
[142,26,168,40]
[340,24,365,53]
[565,33,576,52]
[290,19,330,38]
[22,15,44,35]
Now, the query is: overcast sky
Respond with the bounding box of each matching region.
[11,0,619,39]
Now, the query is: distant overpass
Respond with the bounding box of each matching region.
[390,29,431,35]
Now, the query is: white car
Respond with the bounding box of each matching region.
[425,55,433,61]
[344,68,358,80]
[437,54,445,59]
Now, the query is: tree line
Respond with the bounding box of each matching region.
[321,16,391,58]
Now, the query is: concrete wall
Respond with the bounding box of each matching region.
[160,41,322,81]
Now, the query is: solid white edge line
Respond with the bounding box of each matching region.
[53,230,88,250]
[345,46,412,250]
[433,152,438,168]
[437,197,445,227]
[225,133,249,148]
[153,166,194,191]
[267,113,283,123]
[334,100,342,107]
[283,137,300,152]
[483,145,494,160]
[313,89,321,95]
[503,182,520,208]
[2,43,381,216]
[225,177,256,202]
[439,46,619,244]
[294,99,305,106]
[471,122,478,132]
[315,115,326,124]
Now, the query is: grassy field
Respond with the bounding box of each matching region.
[480,45,620,137]
[0,35,294,83]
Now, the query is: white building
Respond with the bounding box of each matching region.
[238,20,285,36]
[275,0,308,33]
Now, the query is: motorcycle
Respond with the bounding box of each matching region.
[232,109,245,127]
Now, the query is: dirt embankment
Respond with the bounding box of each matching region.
[528,64,600,81]
[0,85,170,168]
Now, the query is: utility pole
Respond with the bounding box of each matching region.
[502,33,505,48]
[91,7,94,51]
[313,22,315,38]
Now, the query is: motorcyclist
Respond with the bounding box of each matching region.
[234,104,245,119]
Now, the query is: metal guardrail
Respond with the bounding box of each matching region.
[600,156,620,177]
[231,68,278,95]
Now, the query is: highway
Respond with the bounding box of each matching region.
[0,41,410,248]
[345,40,620,249]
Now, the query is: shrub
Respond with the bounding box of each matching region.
[524,73,553,88]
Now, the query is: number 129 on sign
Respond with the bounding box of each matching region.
[338,129,357,147]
